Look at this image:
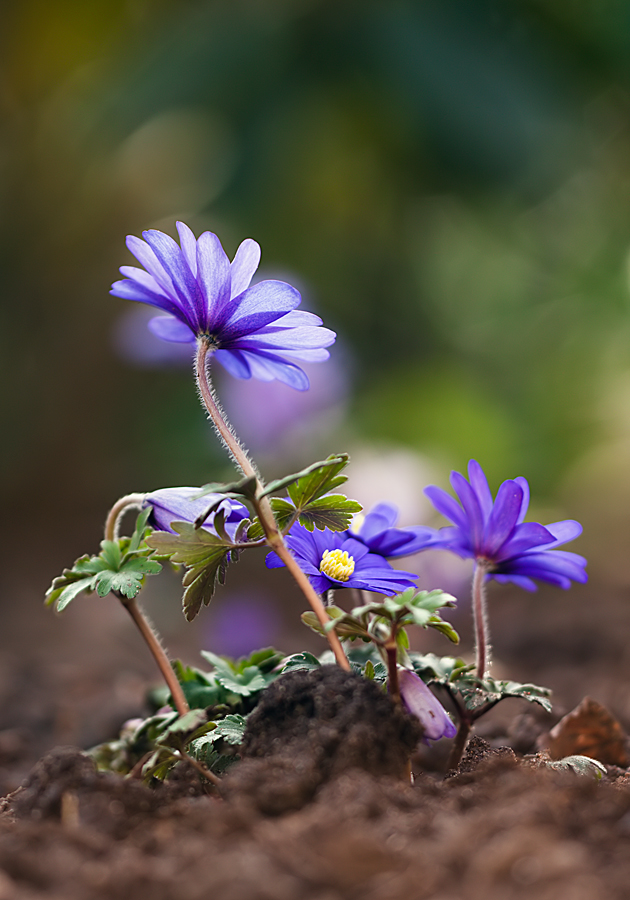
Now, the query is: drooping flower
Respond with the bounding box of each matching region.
[143,487,248,539]
[265,523,418,595]
[350,502,444,558]
[398,668,457,743]
[110,222,336,390]
[424,459,587,591]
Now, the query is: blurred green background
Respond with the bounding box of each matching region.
[4,0,630,681]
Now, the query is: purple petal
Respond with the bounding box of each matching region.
[467,460,493,521]
[499,550,587,586]
[119,265,170,298]
[239,351,310,390]
[230,239,261,298]
[269,347,330,362]
[126,235,176,295]
[239,324,336,350]
[265,551,284,569]
[423,486,469,532]
[272,310,323,327]
[219,281,302,340]
[450,471,484,549]
[144,488,247,533]
[176,221,199,278]
[213,349,252,379]
[494,522,555,561]
[148,315,196,343]
[481,480,523,557]
[535,520,583,550]
[358,504,399,541]
[142,230,201,323]
[110,279,183,319]
[491,573,538,592]
[514,476,530,524]
[196,231,231,324]
[398,669,457,741]
[309,574,333,594]
[387,526,445,557]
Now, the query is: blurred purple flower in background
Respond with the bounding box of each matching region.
[350,502,445,559]
[143,487,248,538]
[203,593,281,659]
[266,523,418,595]
[424,459,587,591]
[398,669,457,743]
[110,222,335,389]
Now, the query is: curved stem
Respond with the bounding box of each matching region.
[104,494,145,542]
[195,340,350,672]
[472,562,490,680]
[446,717,472,772]
[121,596,189,717]
[195,338,258,479]
[385,640,401,705]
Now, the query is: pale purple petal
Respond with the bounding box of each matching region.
[271,310,324,328]
[176,221,198,278]
[196,231,231,323]
[220,281,302,340]
[142,230,201,320]
[148,315,196,343]
[534,520,583,550]
[399,669,457,742]
[359,504,400,540]
[110,279,182,319]
[240,324,336,350]
[126,235,176,295]
[239,351,310,390]
[492,573,538,591]
[450,471,484,549]
[213,348,252,379]
[230,239,261,298]
[119,266,170,299]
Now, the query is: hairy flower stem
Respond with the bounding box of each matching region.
[104,493,145,541]
[195,338,350,672]
[120,596,190,717]
[105,500,190,718]
[472,562,490,680]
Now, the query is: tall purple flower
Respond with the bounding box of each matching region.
[266,523,418,595]
[110,222,335,390]
[424,460,587,591]
[143,487,248,539]
[350,503,444,559]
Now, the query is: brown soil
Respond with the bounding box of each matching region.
[1,739,630,899]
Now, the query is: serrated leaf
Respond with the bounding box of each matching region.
[297,495,363,532]
[49,576,98,612]
[100,540,122,570]
[259,454,349,500]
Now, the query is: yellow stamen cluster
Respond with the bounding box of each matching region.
[320,548,355,582]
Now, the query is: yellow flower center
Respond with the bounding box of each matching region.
[320,548,355,582]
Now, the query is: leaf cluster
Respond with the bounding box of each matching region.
[45,509,161,612]
[410,651,552,719]
[301,588,460,650]
[249,454,362,537]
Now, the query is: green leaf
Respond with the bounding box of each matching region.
[100,540,122,571]
[544,755,606,779]
[94,556,162,599]
[259,454,349,500]
[146,523,233,621]
[194,476,258,502]
[128,507,152,554]
[49,576,98,612]
[296,495,363,532]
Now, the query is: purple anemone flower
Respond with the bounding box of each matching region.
[265,523,418,595]
[350,502,445,559]
[398,669,457,744]
[424,460,587,591]
[110,222,336,390]
[143,487,248,539]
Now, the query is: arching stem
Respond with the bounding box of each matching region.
[104,498,189,717]
[195,338,350,671]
